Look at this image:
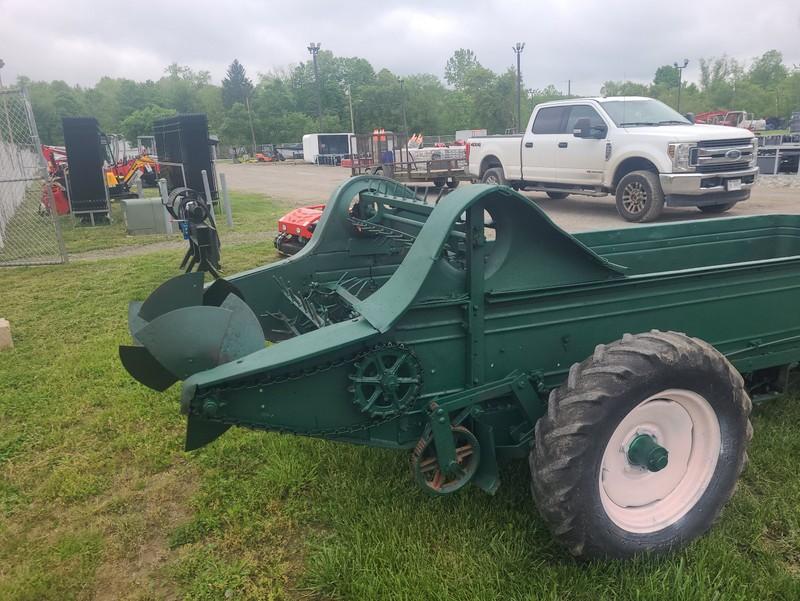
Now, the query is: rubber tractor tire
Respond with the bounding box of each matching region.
[530,330,752,559]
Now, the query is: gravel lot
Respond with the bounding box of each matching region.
[218,161,799,232]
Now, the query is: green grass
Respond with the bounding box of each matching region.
[1,192,799,599]
[759,129,790,136]
[59,191,287,255]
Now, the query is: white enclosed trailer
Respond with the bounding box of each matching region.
[302,133,354,165]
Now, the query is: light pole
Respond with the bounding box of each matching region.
[307,42,322,131]
[674,58,689,113]
[244,95,257,156]
[345,84,355,133]
[399,78,408,136]
[513,43,525,133]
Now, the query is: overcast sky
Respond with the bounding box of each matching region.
[1,0,798,94]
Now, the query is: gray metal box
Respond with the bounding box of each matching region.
[757,153,779,175]
[121,198,173,235]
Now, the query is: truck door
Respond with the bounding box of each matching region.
[521,106,567,182]
[556,105,608,185]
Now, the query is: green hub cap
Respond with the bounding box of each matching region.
[626,433,669,472]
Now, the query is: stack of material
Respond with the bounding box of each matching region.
[0,318,12,350]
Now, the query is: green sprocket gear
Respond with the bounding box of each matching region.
[349,344,422,417]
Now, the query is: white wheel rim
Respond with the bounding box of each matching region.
[599,389,721,533]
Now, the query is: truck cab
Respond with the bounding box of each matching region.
[467,97,759,222]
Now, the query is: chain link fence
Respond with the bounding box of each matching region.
[0,87,66,266]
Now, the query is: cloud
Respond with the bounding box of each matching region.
[0,0,797,94]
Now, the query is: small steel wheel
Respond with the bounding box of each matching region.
[615,170,665,222]
[411,426,480,495]
[531,330,752,559]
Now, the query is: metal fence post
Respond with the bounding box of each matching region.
[220,172,233,227]
[158,177,173,235]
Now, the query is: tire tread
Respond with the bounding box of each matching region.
[529,330,752,558]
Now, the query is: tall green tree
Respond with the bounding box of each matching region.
[749,50,787,88]
[18,48,799,147]
[444,49,481,90]
[654,65,680,88]
[222,59,254,108]
[120,105,177,144]
[219,102,252,147]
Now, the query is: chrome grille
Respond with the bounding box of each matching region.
[698,138,753,148]
[697,163,751,174]
[692,138,755,173]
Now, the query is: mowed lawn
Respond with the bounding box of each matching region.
[1,192,799,600]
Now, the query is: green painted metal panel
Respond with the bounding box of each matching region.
[120,176,800,489]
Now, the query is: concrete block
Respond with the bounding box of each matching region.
[0,318,12,350]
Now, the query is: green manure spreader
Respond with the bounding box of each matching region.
[121,176,800,558]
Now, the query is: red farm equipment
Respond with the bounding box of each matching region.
[274,204,326,255]
[41,144,71,215]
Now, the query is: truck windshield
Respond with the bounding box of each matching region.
[600,99,691,127]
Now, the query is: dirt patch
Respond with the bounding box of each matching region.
[218,162,348,206]
[91,461,200,601]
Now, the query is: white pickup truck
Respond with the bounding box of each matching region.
[466,96,759,222]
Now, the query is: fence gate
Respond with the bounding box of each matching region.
[0,87,66,266]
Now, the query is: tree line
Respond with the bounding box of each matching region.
[16,48,799,148]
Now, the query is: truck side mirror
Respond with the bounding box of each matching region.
[573,118,591,138]
[685,112,695,124]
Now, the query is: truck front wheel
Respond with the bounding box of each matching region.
[530,330,751,559]
[481,167,506,186]
[615,170,665,222]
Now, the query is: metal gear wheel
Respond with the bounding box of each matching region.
[349,344,422,417]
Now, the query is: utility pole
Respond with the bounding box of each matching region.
[674,58,689,113]
[307,42,322,131]
[399,78,408,136]
[513,43,525,133]
[244,95,257,156]
[567,79,571,96]
[346,84,355,133]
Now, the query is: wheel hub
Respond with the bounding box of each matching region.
[622,182,647,213]
[381,373,399,391]
[599,389,721,533]
[626,433,669,472]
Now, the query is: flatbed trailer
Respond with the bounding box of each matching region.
[349,132,469,188]
[121,176,800,559]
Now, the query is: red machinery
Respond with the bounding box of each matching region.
[274,204,325,255]
[694,111,728,125]
[41,144,71,215]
